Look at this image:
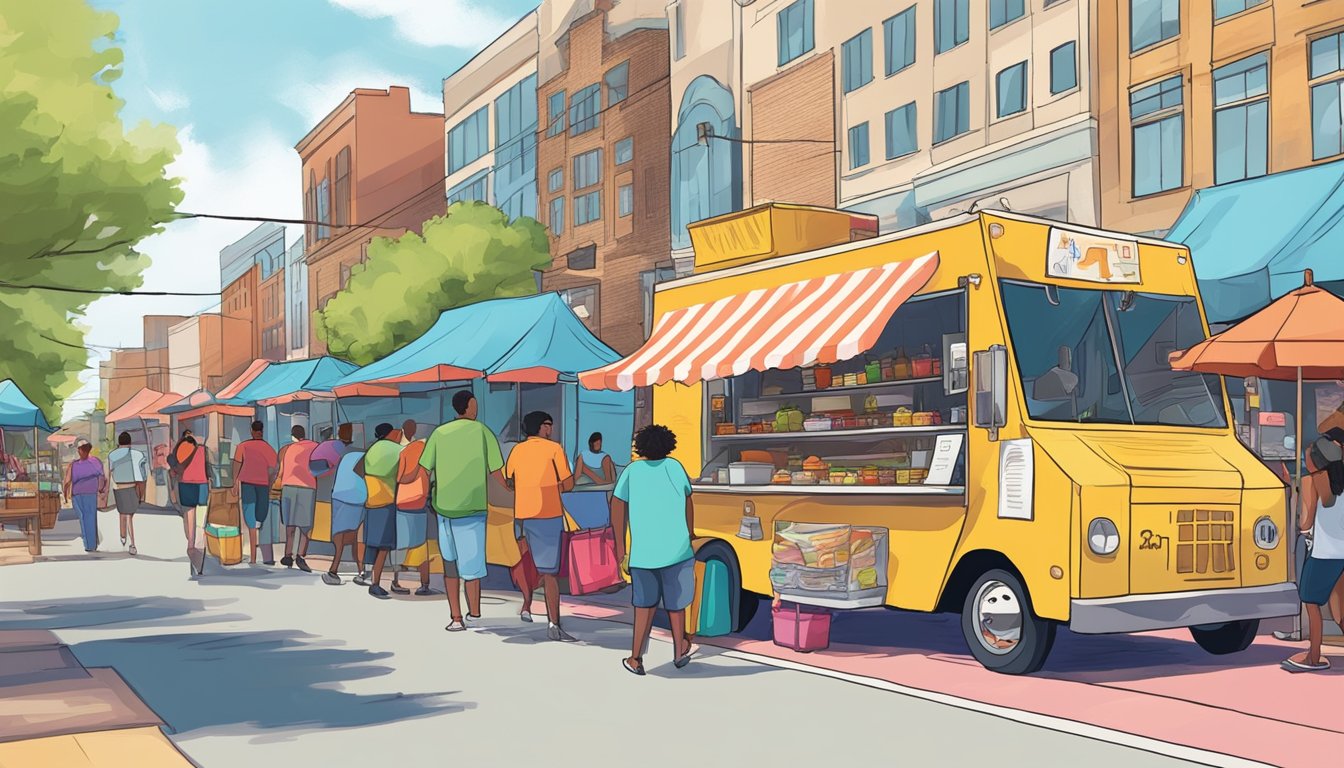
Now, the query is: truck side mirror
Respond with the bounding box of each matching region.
[973,345,1009,441]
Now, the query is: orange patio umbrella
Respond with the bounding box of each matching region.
[1169,269,1344,490]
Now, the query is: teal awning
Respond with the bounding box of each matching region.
[237,357,358,406]
[0,379,53,431]
[1167,159,1344,323]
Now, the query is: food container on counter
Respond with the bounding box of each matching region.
[715,423,736,436]
[859,466,880,486]
[715,468,730,484]
[912,411,935,427]
[791,471,817,485]
[843,372,859,388]
[729,462,775,485]
[931,410,943,425]
[814,366,832,390]
[829,468,848,485]
[896,468,912,484]
[857,371,868,386]
[804,417,832,432]
[878,468,898,485]
[772,470,793,485]
[844,471,860,485]
[865,360,882,382]
[803,457,829,483]
[893,407,913,427]
[911,468,929,483]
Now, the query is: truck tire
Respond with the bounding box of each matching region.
[695,540,759,633]
[961,568,1056,675]
[1189,620,1258,655]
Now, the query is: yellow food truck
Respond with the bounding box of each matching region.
[581,204,1297,675]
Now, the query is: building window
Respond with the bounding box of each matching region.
[989,0,1024,30]
[573,148,602,191]
[674,1,686,61]
[883,7,916,76]
[1214,0,1265,20]
[641,267,676,338]
[316,178,330,241]
[547,90,566,137]
[448,106,489,174]
[848,122,870,169]
[605,62,629,106]
[615,137,634,165]
[334,147,351,226]
[1050,42,1078,94]
[776,0,815,67]
[560,284,598,326]
[574,191,602,226]
[493,73,538,222]
[548,168,563,193]
[934,81,970,143]
[567,244,597,270]
[1130,0,1179,53]
[570,83,601,136]
[996,62,1027,118]
[935,0,969,55]
[885,102,918,158]
[1310,32,1344,160]
[447,170,488,204]
[618,183,634,218]
[1213,52,1268,183]
[550,197,565,236]
[1130,75,1184,196]
[842,29,873,93]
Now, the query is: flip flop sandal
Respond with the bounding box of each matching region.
[674,643,697,668]
[1282,658,1331,673]
[622,658,646,676]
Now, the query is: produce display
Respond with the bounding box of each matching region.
[769,523,887,597]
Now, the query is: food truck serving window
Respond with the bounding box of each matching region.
[1000,281,1227,428]
[699,290,969,491]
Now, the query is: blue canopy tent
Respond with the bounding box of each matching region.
[235,357,359,448]
[0,381,59,534]
[332,293,634,467]
[0,380,53,432]
[1167,158,1344,324]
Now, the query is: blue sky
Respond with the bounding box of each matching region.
[66,0,538,418]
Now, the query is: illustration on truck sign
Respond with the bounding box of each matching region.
[1047,227,1141,284]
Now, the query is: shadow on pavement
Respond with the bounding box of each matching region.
[0,595,249,632]
[68,629,473,738]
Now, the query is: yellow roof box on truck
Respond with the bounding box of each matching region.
[688,203,879,274]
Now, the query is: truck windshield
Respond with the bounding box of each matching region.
[1001,281,1228,428]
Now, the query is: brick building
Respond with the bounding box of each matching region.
[98,315,188,412]
[536,0,672,355]
[219,223,287,362]
[295,86,445,355]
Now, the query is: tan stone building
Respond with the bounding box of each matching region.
[295,86,445,355]
[1097,0,1344,235]
[536,0,672,355]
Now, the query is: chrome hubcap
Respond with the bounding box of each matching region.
[973,580,1023,656]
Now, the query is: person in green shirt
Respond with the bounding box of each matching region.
[356,423,402,599]
[420,390,507,632]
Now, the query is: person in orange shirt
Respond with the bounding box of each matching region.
[505,411,577,642]
[392,419,433,597]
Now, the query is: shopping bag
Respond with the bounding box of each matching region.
[695,558,735,638]
[771,602,831,653]
[311,500,333,543]
[485,503,523,567]
[564,526,623,595]
[512,548,540,591]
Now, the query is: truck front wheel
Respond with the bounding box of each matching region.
[960,569,1056,675]
[1189,620,1258,655]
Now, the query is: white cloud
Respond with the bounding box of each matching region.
[329,0,516,50]
[281,62,440,127]
[62,125,303,421]
[146,87,190,113]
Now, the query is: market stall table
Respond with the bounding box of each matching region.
[0,380,56,547]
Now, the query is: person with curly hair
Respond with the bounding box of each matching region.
[611,424,696,675]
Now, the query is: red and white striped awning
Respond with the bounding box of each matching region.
[579,253,939,391]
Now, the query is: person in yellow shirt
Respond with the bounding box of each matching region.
[356,423,402,599]
[505,411,577,642]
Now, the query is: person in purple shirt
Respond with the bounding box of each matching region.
[64,440,107,553]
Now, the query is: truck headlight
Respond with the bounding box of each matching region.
[1253,516,1280,550]
[1088,518,1120,556]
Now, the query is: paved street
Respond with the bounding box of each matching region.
[0,509,1233,768]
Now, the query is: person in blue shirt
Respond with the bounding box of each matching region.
[611,424,695,676]
[323,442,367,586]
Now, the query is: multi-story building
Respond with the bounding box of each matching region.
[728,0,1098,232]
[142,315,188,394]
[1097,0,1344,235]
[443,11,540,220]
[296,86,445,355]
[166,314,253,397]
[97,314,188,411]
[286,235,309,360]
[536,0,673,355]
[219,223,286,362]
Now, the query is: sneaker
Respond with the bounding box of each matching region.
[368,585,390,599]
[445,620,467,632]
[281,555,294,569]
[263,560,276,566]
[128,545,137,557]
[295,556,312,573]
[390,582,410,595]
[353,573,371,587]
[465,613,482,626]
[322,572,342,586]
[519,611,534,623]
[414,586,433,597]
[547,624,578,643]
[120,536,127,546]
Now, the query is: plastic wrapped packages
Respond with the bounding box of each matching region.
[770,523,889,600]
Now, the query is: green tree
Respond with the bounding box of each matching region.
[0,1,182,424]
[315,201,551,365]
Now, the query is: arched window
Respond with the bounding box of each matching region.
[671,76,741,250]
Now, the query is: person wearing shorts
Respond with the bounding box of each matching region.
[324,445,367,586]
[277,424,318,572]
[357,423,401,599]
[391,420,433,596]
[107,432,148,556]
[420,391,507,632]
[172,433,209,578]
[231,421,278,565]
[1284,438,1344,673]
[612,424,696,676]
[505,411,576,640]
